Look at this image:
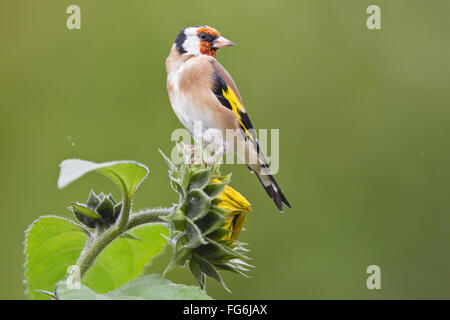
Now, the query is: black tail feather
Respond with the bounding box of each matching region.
[248,165,291,212]
[266,174,291,211]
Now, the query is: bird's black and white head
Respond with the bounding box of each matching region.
[174,25,234,58]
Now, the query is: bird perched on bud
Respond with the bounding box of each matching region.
[165,25,290,211]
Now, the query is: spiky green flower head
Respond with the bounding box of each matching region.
[69,191,122,229]
[160,144,253,292]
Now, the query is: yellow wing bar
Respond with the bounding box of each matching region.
[222,87,254,142]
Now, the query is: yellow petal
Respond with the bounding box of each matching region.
[212,179,251,213]
[211,179,251,242]
[222,212,247,242]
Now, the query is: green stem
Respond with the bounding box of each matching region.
[117,188,131,231]
[75,205,173,278]
[76,226,121,277]
[126,208,172,231]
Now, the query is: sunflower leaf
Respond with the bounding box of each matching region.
[56,274,212,300]
[57,159,149,200]
[24,216,168,299]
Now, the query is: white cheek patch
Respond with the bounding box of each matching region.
[183,36,201,55]
[182,27,201,55]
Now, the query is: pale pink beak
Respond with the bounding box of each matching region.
[213,36,235,49]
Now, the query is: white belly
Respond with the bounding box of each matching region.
[167,69,219,146]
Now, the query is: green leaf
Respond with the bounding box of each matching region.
[24,216,169,299]
[57,159,149,199]
[56,274,212,300]
[55,282,106,300]
[82,224,169,294]
[32,290,57,299]
[24,216,88,300]
[119,232,142,241]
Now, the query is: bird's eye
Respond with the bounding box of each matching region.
[199,33,207,41]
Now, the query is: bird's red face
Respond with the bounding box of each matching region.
[197,26,221,58]
[175,25,235,58]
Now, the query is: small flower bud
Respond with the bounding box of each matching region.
[69,191,122,229]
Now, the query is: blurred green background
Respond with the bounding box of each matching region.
[1,0,449,299]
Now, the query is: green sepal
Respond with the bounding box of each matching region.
[70,203,100,228]
[73,213,96,228]
[70,203,100,220]
[214,173,232,184]
[161,207,186,232]
[169,174,186,199]
[86,190,100,209]
[189,259,206,290]
[158,148,176,172]
[206,228,231,241]
[203,181,226,198]
[210,197,224,206]
[180,165,191,190]
[195,209,227,236]
[185,218,208,249]
[164,235,192,276]
[230,242,251,255]
[113,202,122,220]
[185,189,210,221]
[96,196,115,223]
[212,261,251,278]
[107,193,117,205]
[195,254,230,293]
[210,205,230,216]
[195,238,242,261]
[188,168,212,191]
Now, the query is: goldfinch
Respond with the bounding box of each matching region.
[165,25,290,211]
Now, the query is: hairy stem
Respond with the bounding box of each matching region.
[76,226,121,277]
[117,188,131,231]
[75,205,173,278]
[126,208,172,231]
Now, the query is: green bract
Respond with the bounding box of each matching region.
[160,147,253,292]
[70,191,122,228]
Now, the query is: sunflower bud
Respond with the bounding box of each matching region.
[69,191,122,229]
[160,145,253,291]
